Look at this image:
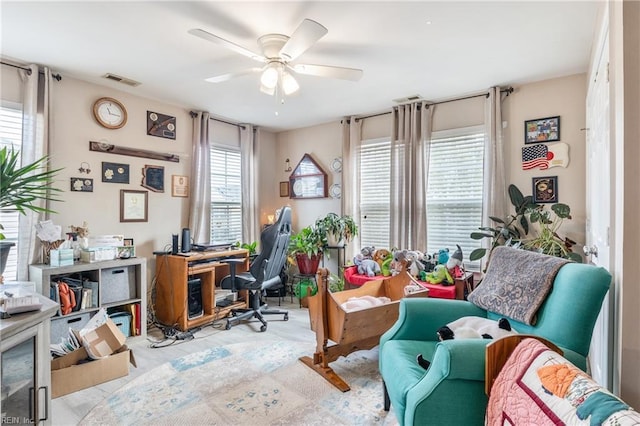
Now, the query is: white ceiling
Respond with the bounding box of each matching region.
[1,1,599,132]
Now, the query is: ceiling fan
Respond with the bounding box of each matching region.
[188,19,363,99]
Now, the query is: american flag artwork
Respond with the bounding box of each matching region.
[521,143,569,170]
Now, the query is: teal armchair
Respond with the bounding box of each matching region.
[379,262,611,425]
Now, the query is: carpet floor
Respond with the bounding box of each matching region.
[80,340,398,425]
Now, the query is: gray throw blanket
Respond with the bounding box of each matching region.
[467,246,569,325]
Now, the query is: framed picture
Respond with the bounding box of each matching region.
[120,189,148,222]
[70,177,93,192]
[532,176,558,204]
[147,111,176,140]
[141,165,164,192]
[279,181,289,197]
[525,116,560,144]
[102,161,130,183]
[172,175,189,197]
[123,238,134,246]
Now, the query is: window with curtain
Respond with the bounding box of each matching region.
[359,137,391,248]
[358,126,485,269]
[210,146,242,244]
[426,126,485,270]
[0,103,23,280]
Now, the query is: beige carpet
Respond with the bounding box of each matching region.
[80,340,398,425]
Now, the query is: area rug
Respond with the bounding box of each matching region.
[80,340,397,425]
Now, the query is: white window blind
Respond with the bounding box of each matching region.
[426,126,485,270]
[0,104,23,280]
[359,138,391,248]
[210,147,242,244]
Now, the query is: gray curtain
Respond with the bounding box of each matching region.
[341,116,362,261]
[240,125,259,245]
[188,112,211,244]
[389,101,433,250]
[482,87,507,267]
[17,65,52,280]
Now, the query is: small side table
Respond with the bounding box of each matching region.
[454,272,474,300]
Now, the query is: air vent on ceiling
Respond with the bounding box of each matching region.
[102,73,141,87]
[393,94,423,103]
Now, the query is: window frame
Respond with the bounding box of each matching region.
[209,145,243,245]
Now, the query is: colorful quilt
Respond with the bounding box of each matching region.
[487,338,640,425]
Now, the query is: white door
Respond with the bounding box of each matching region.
[585,30,612,389]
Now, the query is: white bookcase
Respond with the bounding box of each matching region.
[29,257,147,343]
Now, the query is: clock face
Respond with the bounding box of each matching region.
[93,97,127,129]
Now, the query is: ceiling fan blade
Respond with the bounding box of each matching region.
[205,67,262,83]
[292,64,363,81]
[280,19,328,61]
[188,28,266,63]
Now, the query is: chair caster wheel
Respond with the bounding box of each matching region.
[225,322,231,330]
[284,314,289,321]
[260,325,267,332]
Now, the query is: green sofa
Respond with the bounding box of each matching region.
[379,262,611,425]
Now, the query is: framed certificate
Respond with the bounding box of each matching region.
[120,190,148,222]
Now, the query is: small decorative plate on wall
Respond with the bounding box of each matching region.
[330,157,342,173]
[329,183,341,199]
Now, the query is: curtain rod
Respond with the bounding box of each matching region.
[1,61,62,81]
[352,86,514,122]
[189,111,247,130]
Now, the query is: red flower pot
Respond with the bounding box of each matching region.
[296,253,322,275]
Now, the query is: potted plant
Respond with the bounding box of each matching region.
[315,212,358,247]
[0,146,63,276]
[288,225,327,275]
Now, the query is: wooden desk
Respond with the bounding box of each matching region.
[154,249,249,331]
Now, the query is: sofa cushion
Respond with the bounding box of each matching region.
[468,246,568,325]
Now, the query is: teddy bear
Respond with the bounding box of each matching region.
[353,254,381,277]
[373,248,391,268]
[416,316,517,370]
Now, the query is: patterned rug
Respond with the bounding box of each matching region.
[80,340,398,425]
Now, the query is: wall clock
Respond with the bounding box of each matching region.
[93,97,127,129]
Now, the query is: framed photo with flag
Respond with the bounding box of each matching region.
[525,116,560,144]
[521,143,569,170]
[532,176,558,203]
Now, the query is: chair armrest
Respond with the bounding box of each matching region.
[380,298,487,346]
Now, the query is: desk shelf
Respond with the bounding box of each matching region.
[154,249,249,331]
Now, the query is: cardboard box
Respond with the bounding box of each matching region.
[82,317,127,359]
[51,345,136,398]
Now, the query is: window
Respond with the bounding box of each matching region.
[426,126,485,269]
[357,126,485,269]
[0,103,23,280]
[210,147,242,244]
[359,138,391,248]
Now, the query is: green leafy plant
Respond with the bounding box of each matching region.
[240,241,257,256]
[315,213,358,245]
[328,272,345,293]
[0,146,63,239]
[288,225,327,257]
[470,184,582,265]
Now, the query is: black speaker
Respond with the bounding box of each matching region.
[187,278,203,320]
[181,228,191,253]
[172,234,179,255]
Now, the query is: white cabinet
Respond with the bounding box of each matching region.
[0,295,58,425]
[29,258,147,342]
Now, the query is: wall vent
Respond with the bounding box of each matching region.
[102,73,141,87]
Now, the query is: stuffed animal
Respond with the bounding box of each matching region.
[381,256,393,276]
[446,244,464,278]
[373,248,391,268]
[360,246,375,260]
[425,264,453,285]
[437,248,450,265]
[416,316,517,370]
[390,249,408,276]
[405,250,425,277]
[353,254,381,277]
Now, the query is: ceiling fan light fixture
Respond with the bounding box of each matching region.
[260,83,276,96]
[282,71,299,95]
[260,64,279,89]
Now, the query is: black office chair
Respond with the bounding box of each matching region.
[220,207,292,332]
